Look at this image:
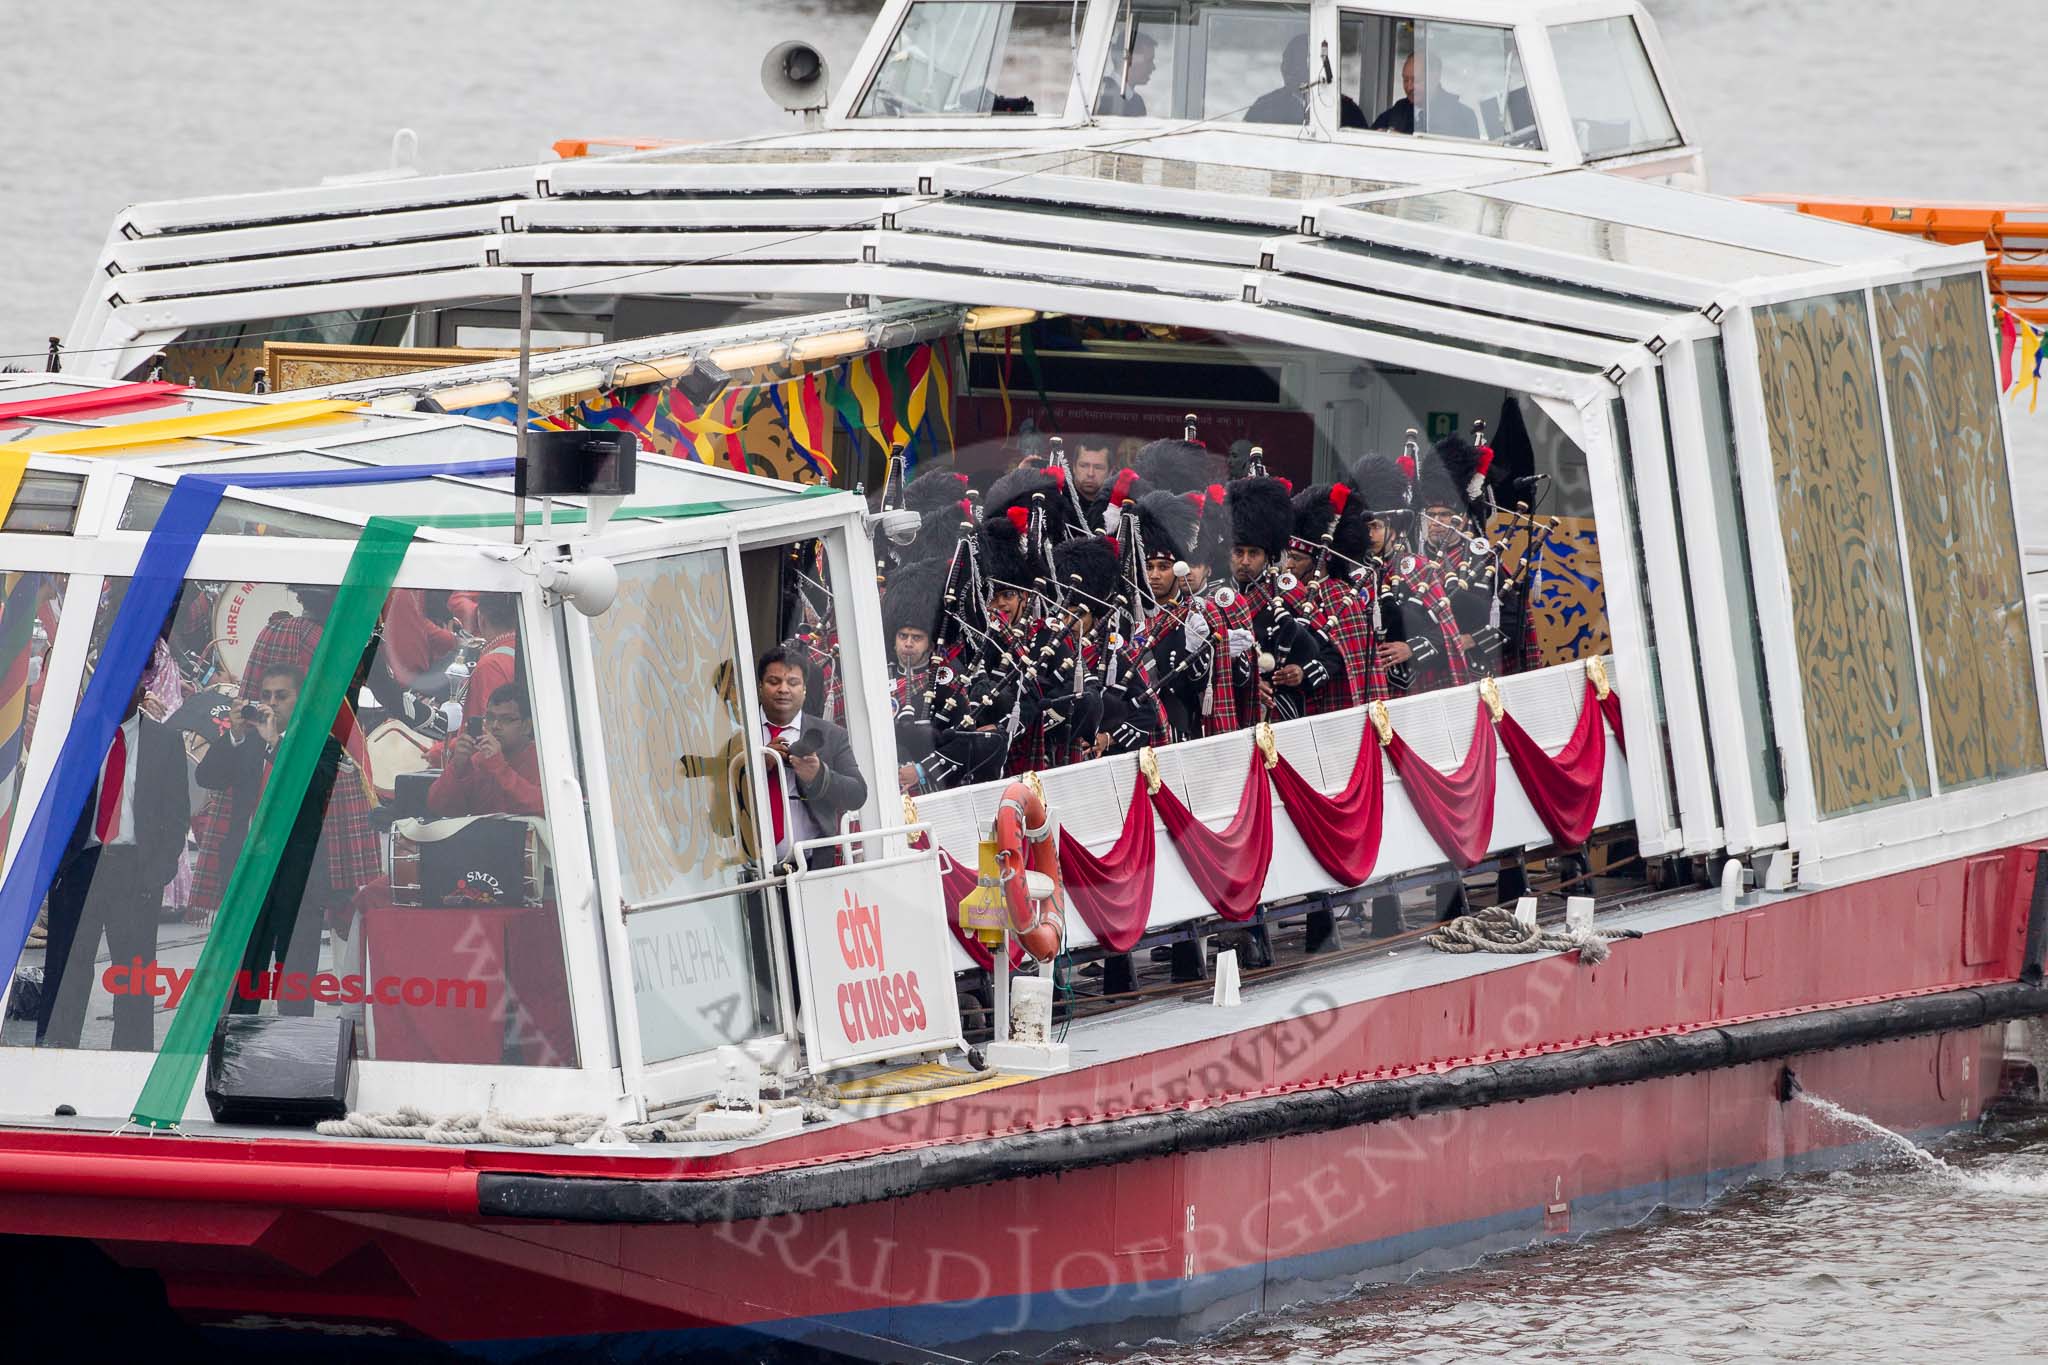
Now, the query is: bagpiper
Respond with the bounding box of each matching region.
[1352,451,1470,696]
[1128,489,1212,743]
[1282,482,1379,711]
[1225,474,1341,722]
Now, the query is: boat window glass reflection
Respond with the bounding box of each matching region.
[1097,3,1311,123]
[1549,16,1680,160]
[4,577,579,1067]
[858,1,1082,119]
[1337,13,1539,147]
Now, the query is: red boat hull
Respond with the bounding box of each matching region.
[0,847,2037,1360]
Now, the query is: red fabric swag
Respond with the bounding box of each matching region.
[1597,690,1626,755]
[1058,770,1156,952]
[1152,747,1274,922]
[916,833,1022,970]
[1497,678,1607,848]
[1270,722,1385,887]
[1386,699,1497,868]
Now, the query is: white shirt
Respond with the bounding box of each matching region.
[89,716,140,849]
[764,719,824,855]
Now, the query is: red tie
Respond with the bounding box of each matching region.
[95,727,126,843]
[765,727,786,847]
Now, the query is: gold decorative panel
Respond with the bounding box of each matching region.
[1876,273,2046,788]
[1755,291,1930,816]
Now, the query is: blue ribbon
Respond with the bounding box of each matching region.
[0,457,515,989]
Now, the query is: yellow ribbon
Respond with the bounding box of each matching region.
[0,399,362,527]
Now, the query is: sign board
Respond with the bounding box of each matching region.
[1427,410,1459,441]
[787,850,966,1073]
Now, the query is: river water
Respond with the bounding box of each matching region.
[5,2,2048,1361]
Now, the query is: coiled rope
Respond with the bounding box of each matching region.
[1423,904,1643,966]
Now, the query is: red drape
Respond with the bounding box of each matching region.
[1058,770,1156,952]
[1270,722,1385,887]
[1151,748,1274,922]
[1386,699,1498,868]
[1597,690,1626,755]
[916,833,1022,970]
[1497,678,1608,848]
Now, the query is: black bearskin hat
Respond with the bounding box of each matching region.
[1225,476,1293,561]
[1132,489,1200,563]
[1052,533,1121,611]
[902,466,971,515]
[1289,483,1350,551]
[982,464,1076,542]
[896,497,975,566]
[1194,483,1233,576]
[975,510,1035,593]
[1418,435,1493,519]
[1134,438,1228,494]
[1345,453,1412,519]
[883,556,951,640]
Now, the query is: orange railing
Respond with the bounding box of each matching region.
[1751,195,2048,326]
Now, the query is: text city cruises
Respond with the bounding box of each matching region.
[2,1,2046,1359]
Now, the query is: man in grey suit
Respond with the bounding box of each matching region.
[756,648,868,870]
[39,683,193,1050]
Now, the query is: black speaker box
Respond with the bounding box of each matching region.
[204,1015,358,1127]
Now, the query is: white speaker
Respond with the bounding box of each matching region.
[537,556,620,618]
[762,40,832,117]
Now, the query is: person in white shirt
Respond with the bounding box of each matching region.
[39,680,193,1050]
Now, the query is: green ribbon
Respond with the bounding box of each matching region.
[408,488,833,531]
[131,516,418,1128]
[127,488,839,1126]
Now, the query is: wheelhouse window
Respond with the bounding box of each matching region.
[1097,2,1311,123]
[6,576,579,1066]
[857,1,1082,118]
[1549,16,1680,159]
[1339,12,1539,146]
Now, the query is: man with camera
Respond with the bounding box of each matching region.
[756,647,867,870]
[428,684,543,818]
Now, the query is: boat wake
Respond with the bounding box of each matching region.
[1796,1091,2048,1194]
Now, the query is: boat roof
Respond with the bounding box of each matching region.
[0,373,824,547]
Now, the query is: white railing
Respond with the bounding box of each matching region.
[915,659,1632,967]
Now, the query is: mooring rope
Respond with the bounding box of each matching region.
[1423,904,1642,965]
[310,1074,884,1148]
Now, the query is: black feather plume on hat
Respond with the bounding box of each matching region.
[1225,476,1294,561]
[883,556,951,640]
[1132,489,1199,564]
[1134,438,1227,494]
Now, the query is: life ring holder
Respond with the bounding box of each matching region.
[992,777,1064,962]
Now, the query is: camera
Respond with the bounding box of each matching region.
[240,703,264,723]
[786,727,824,760]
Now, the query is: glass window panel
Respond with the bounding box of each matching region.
[316,425,511,464]
[1338,14,1540,148]
[1549,16,1680,160]
[1875,273,2046,789]
[2,473,83,535]
[0,383,96,402]
[1358,190,1816,284]
[858,1,1081,118]
[11,577,577,1065]
[1754,291,1930,816]
[120,482,358,539]
[592,551,778,1063]
[1096,2,1310,123]
[1694,338,1784,826]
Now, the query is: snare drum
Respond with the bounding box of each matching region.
[390,818,547,909]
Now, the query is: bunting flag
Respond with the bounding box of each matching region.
[2000,306,2046,414]
[868,349,901,448]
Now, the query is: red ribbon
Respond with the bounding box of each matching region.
[1059,771,1156,952]
[1385,699,1497,868]
[1151,747,1274,921]
[1270,722,1385,887]
[1497,678,1607,848]
[1597,691,1626,756]
[0,381,186,423]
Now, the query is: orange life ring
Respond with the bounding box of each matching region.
[993,781,1064,962]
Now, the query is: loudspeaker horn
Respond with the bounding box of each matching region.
[762,40,832,116]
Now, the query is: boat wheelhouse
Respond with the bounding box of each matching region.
[3,0,2047,1359]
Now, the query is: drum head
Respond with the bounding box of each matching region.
[366,719,436,799]
[211,582,303,685]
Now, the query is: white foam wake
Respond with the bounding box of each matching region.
[1796,1091,2048,1193]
